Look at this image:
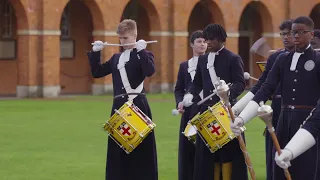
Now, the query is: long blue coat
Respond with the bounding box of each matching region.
[188,48,248,180]
[87,49,158,180]
[253,47,320,179]
[250,49,286,180]
[174,59,202,180]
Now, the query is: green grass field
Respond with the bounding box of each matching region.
[0,93,267,180]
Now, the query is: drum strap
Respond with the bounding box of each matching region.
[188,56,203,99]
[118,49,144,101]
[207,46,224,88]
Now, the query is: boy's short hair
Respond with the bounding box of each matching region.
[279,19,293,31]
[117,19,137,35]
[189,30,204,44]
[293,16,314,30]
[203,24,227,42]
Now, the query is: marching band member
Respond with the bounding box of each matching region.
[275,99,320,170]
[231,16,320,179]
[232,19,295,180]
[174,30,207,180]
[182,24,247,180]
[87,19,158,180]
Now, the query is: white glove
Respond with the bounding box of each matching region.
[275,149,292,169]
[182,93,193,107]
[230,117,244,136]
[216,80,229,100]
[257,101,273,124]
[232,106,240,117]
[136,39,147,52]
[92,40,105,52]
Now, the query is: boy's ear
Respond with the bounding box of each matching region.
[190,43,194,48]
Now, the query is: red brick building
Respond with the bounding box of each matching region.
[1,0,320,97]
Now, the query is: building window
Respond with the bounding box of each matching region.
[60,4,71,39]
[1,0,14,39]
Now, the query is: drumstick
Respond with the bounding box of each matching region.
[197,83,232,106]
[171,83,231,116]
[172,109,180,116]
[257,102,292,180]
[217,83,256,180]
[91,40,158,47]
[244,72,259,81]
[227,105,256,180]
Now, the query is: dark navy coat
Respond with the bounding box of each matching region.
[250,49,286,180]
[174,59,201,180]
[188,48,248,180]
[253,46,320,180]
[87,49,158,180]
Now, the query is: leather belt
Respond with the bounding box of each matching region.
[281,105,314,110]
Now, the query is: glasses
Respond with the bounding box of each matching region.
[290,30,311,36]
[279,32,291,37]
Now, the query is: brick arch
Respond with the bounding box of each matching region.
[0,0,29,96]
[238,1,273,33]
[187,0,224,57]
[58,0,101,95]
[291,0,319,20]
[120,0,161,31]
[9,0,28,29]
[238,1,273,87]
[58,0,104,30]
[120,0,161,92]
[188,0,225,28]
[309,4,320,29]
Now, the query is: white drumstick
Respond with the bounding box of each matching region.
[91,40,158,47]
[244,72,259,81]
[172,83,231,115]
[197,82,232,106]
[172,109,179,116]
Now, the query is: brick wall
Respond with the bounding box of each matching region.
[0,0,319,97]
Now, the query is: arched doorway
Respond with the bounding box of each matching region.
[0,0,17,96]
[121,0,160,92]
[187,0,224,58]
[310,4,320,29]
[59,0,94,95]
[238,2,272,87]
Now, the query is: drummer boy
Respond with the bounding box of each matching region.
[181,23,247,180]
[87,19,158,180]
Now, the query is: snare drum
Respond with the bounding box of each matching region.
[103,101,156,154]
[190,101,246,153]
[182,121,198,144]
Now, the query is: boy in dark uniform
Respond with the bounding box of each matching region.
[174,30,207,180]
[275,99,320,170]
[182,24,247,180]
[87,19,158,180]
[232,16,320,179]
[232,19,295,180]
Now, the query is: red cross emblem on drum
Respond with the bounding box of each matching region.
[117,122,132,136]
[208,120,221,136]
